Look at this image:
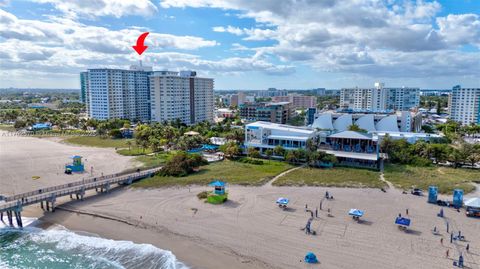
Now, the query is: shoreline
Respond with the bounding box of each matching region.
[25,198,266,269]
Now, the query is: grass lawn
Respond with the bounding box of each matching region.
[134,152,174,168]
[384,164,479,194]
[63,136,133,148]
[117,147,153,156]
[0,124,15,131]
[133,159,294,187]
[273,167,384,188]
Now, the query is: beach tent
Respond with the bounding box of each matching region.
[304,252,318,264]
[465,198,480,209]
[348,209,364,217]
[395,217,411,227]
[453,189,464,208]
[428,186,438,203]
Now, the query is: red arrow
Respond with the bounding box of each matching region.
[132,32,149,55]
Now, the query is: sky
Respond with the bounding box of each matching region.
[0,0,479,90]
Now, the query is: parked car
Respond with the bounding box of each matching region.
[411,188,423,196]
[466,210,480,217]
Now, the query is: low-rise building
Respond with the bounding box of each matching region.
[271,95,316,109]
[245,121,316,150]
[239,102,292,124]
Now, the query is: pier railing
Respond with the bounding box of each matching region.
[0,167,161,214]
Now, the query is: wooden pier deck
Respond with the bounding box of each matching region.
[0,167,161,227]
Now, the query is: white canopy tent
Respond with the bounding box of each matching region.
[465,198,480,209]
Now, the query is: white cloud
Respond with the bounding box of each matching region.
[163,0,480,79]
[437,14,480,47]
[213,25,275,40]
[32,0,158,18]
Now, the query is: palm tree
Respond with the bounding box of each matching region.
[265,149,273,161]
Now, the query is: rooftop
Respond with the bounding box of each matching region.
[246,121,315,135]
[328,131,373,140]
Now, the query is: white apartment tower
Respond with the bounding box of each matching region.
[449,85,480,125]
[340,83,419,111]
[85,66,152,121]
[150,71,214,124]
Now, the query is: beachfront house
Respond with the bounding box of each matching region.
[244,121,316,151]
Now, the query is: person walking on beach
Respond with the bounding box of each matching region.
[315,208,318,218]
[466,244,470,252]
[451,233,453,243]
[305,204,308,211]
[440,238,443,245]
[406,208,409,215]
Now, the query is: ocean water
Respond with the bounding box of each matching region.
[0,219,188,269]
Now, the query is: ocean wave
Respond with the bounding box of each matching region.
[0,222,188,269]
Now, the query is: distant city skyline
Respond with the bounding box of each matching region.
[0,0,479,89]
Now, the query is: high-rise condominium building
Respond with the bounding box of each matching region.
[150,71,214,124]
[340,83,419,111]
[84,66,152,121]
[80,72,88,104]
[449,85,480,125]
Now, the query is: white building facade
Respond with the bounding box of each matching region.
[85,66,152,121]
[449,85,480,125]
[150,71,214,124]
[340,83,420,111]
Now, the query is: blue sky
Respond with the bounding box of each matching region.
[0,0,479,90]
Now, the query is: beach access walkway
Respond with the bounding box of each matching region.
[0,167,162,228]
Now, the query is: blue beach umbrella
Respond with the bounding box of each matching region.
[348,209,364,217]
[304,252,318,263]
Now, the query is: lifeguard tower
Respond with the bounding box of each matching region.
[209,180,226,195]
[65,155,85,173]
[207,180,228,204]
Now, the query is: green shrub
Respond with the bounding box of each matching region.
[207,193,228,204]
[238,157,264,165]
[157,151,208,177]
[197,191,208,199]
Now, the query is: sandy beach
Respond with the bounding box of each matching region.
[26,184,480,269]
[0,132,138,196]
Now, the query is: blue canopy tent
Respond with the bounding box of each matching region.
[209,180,226,195]
[348,209,364,217]
[349,209,364,220]
[395,217,411,227]
[304,252,318,264]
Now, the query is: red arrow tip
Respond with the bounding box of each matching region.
[133,32,150,55]
[132,45,148,55]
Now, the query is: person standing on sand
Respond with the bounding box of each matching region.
[315,208,318,218]
[441,238,443,245]
[406,208,409,215]
[466,244,470,252]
